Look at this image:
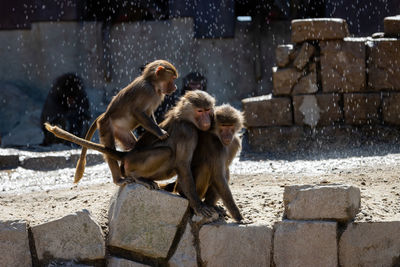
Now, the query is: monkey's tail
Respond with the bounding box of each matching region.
[44,122,125,163]
[74,116,101,183]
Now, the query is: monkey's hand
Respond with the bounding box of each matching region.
[158,129,169,140]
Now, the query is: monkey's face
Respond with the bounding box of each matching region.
[217,124,235,146]
[194,107,212,131]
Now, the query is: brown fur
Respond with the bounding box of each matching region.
[46,90,217,218]
[175,104,244,221]
[74,60,178,185]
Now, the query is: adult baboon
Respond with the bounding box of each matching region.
[46,90,216,217]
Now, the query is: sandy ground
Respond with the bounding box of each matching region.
[1,147,400,231]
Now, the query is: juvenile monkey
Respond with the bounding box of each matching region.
[46,90,217,217]
[172,104,244,222]
[75,60,178,185]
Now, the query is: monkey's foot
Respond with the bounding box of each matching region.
[114,177,136,186]
[213,205,228,217]
[132,177,160,190]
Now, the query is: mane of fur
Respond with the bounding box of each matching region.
[161,90,215,127]
[215,104,244,131]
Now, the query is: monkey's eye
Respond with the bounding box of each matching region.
[204,108,211,112]
[196,109,203,114]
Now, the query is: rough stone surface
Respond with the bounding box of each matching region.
[242,95,293,127]
[108,184,189,258]
[382,92,400,125]
[0,154,19,169]
[293,42,315,70]
[31,210,105,261]
[247,125,400,154]
[384,15,400,36]
[284,184,361,222]
[272,67,303,96]
[291,18,349,43]
[293,94,342,127]
[169,223,197,267]
[368,39,400,90]
[108,257,150,267]
[275,44,294,68]
[247,127,305,153]
[274,221,337,267]
[343,93,381,125]
[292,70,318,95]
[199,223,272,267]
[320,38,366,93]
[0,220,31,267]
[339,221,400,267]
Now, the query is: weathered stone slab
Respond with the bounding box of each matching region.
[367,39,400,90]
[0,220,31,267]
[169,223,197,267]
[284,184,360,222]
[108,184,188,258]
[32,210,105,261]
[293,94,342,127]
[384,15,400,36]
[199,223,272,267]
[0,154,19,169]
[108,257,151,267]
[339,221,400,267]
[291,18,349,43]
[343,93,381,125]
[293,42,315,70]
[247,126,305,153]
[320,38,366,93]
[275,44,294,68]
[272,67,302,96]
[274,221,337,267]
[292,70,318,95]
[242,94,293,127]
[382,92,400,125]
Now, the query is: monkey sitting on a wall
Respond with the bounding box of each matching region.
[74,60,178,186]
[40,73,91,146]
[45,90,217,217]
[170,104,244,222]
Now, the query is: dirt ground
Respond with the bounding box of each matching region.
[1,147,400,231]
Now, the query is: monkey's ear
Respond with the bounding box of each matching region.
[155,66,165,76]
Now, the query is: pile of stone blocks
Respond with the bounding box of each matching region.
[2,183,400,266]
[242,17,400,153]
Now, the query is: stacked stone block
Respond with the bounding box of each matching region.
[243,17,400,153]
[274,184,360,266]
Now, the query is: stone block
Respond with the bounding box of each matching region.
[108,184,188,258]
[367,39,400,90]
[384,15,400,36]
[272,67,303,96]
[108,257,150,267]
[0,155,19,169]
[339,221,400,267]
[292,70,318,95]
[0,220,31,267]
[199,223,272,267]
[284,184,360,222]
[320,38,366,93]
[169,223,197,267]
[293,42,315,70]
[291,18,349,43]
[382,93,400,125]
[31,210,105,261]
[247,126,305,153]
[275,44,294,68]
[293,94,342,127]
[242,94,293,127]
[274,221,337,267]
[343,93,381,125]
